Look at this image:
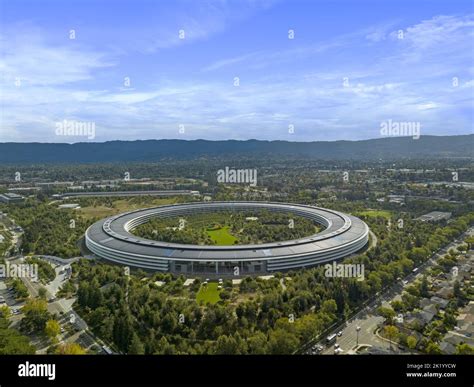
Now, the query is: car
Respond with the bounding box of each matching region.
[49,297,56,302]
[12,309,20,315]
[337,331,343,337]
[326,334,337,345]
[334,343,340,349]
[313,344,324,353]
[60,327,65,333]
[403,280,408,285]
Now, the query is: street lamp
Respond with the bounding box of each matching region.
[356,326,361,347]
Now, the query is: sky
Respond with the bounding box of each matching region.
[0,0,473,143]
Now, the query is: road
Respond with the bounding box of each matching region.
[314,226,473,355]
[322,314,385,355]
[6,255,103,352]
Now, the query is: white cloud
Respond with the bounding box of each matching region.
[1,13,472,142]
[0,29,114,87]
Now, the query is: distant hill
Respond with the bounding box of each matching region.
[0,135,472,163]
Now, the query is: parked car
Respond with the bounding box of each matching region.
[313,344,324,354]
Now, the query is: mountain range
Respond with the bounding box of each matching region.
[0,135,472,163]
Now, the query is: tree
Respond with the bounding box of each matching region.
[247,332,267,354]
[321,299,337,316]
[419,276,429,297]
[77,282,90,307]
[214,335,241,354]
[88,280,103,309]
[45,320,60,341]
[294,314,322,342]
[455,343,474,355]
[38,287,47,300]
[425,341,441,354]
[378,307,396,324]
[384,325,399,351]
[390,300,404,312]
[129,333,145,354]
[56,343,86,354]
[407,335,417,350]
[0,305,11,319]
[21,298,50,333]
[113,312,133,352]
[268,329,299,354]
[367,272,382,293]
[0,317,36,354]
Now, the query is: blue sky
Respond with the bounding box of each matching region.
[0,0,473,142]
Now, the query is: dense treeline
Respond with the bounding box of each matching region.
[68,211,474,354]
[26,257,56,283]
[2,200,90,258]
[0,308,36,354]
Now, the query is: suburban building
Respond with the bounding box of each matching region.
[416,211,452,222]
[0,193,25,204]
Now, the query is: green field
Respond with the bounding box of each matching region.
[196,282,221,304]
[79,198,178,220]
[206,226,238,245]
[356,210,391,219]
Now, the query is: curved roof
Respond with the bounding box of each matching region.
[85,201,369,262]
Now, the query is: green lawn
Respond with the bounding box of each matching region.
[356,210,391,219]
[196,282,221,304]
[206,226,238,245]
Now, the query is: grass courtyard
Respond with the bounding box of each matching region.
[79,198,178,220]
[206,226,238,245]
[196,282,222,304]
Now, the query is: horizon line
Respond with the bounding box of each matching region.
[1,134,472,145]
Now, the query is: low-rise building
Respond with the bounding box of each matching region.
[429,296,449,310]
[416,211,452,222]
[58,203,81,209]
[0,193,25,204]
